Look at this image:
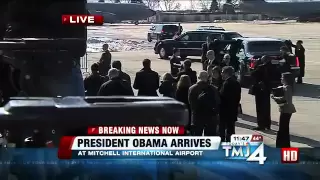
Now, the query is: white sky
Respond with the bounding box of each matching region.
[87,0,320,10]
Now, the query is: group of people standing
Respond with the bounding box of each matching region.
[85,36,305,147]
[249,41,305,148]
[164,52,241,142]
[84,43,241,142]
[200,36,305,148]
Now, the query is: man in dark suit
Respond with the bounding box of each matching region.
[176,60,197,85]
[219,66,241,142]
[201,36,214,70]
[250,56,278,130]
[292,40,305,84]
[133,59,159,96]
[98,68,134,96]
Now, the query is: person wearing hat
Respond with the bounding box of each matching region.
[98,43,112,76]
[292,40,305,84]
[272,72,296,148]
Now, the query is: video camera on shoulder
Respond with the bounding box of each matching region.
[0,97,188,148]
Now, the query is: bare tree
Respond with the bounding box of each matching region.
[143,0,160,10]
[198,0,212,11]
[210,0,220,11]
[188,0,198,11]
[160,0,181,11]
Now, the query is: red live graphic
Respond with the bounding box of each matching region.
[281,148,299,163]
[62,15,104,25]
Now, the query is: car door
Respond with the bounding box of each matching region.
[237,45,246,62]
[148,26,155,39]
[236,44,248,73]
[149,25,155,35]
[183,32,202,56]
[153,25,161,39]
[175,33,191,56]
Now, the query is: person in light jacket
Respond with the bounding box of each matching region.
[272,72,296,148]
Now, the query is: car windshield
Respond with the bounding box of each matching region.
[247,41,285,53]
[228,32,242,38]
[163,25,179,32]
[198,26,225,30]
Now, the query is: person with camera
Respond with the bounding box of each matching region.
[271,72,296,148]
[250,56,275,131]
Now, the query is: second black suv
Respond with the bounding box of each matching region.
[154,30,242,59]
[224,37,300,87]
[147,24,180,42]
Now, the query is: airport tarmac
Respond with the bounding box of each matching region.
[86,22,320,148]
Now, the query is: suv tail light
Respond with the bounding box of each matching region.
[296,56,300,67]
[249,57,258,68]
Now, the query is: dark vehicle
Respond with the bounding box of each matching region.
[154,30,242,59]
[196,25,225,31]
[147,24,180,42]
[224,37,300,87]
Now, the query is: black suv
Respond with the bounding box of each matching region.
[154,30,242,59]
[224,37,300,87]
[147,24,180,42]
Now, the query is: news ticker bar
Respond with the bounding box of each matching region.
[55,130,302,164]
[58,136,221,159]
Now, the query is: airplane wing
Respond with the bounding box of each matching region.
[90,10,117,23]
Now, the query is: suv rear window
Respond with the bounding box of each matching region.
[162,25,179,32]
[247,41,285,53]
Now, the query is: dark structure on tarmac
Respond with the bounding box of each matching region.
[87,1,156,24]
[239,0,320,22]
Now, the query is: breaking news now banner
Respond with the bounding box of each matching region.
[58,136,221,159]
[87,126,185,135]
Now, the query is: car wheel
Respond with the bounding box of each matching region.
[159,46,168,59]
[180,55,187,60]
[147,34,152,42]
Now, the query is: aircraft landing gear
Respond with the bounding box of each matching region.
[134,21,139,25]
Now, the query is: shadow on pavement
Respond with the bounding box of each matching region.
[294,83,320,99]
[236,115,320,148]
[238,114,279,126]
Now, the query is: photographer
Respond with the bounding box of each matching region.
[0,1,87,97]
